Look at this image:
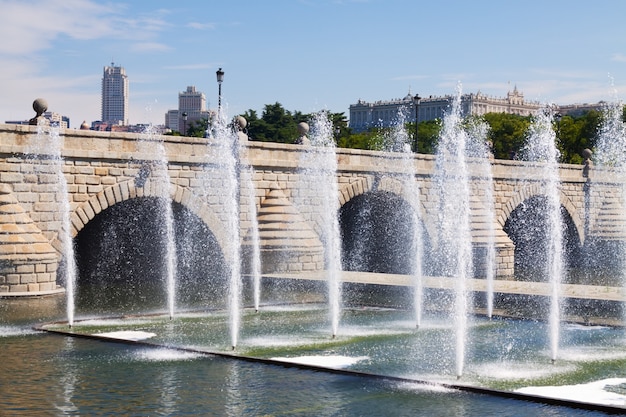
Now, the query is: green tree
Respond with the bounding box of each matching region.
[482,113,531,159]
[185,117,209,138]
[415,120,441,154]
[247,102,299,143]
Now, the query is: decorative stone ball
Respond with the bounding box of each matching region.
[582,148,592,160]
[235,115,247,130]
[32,98,48,115]
[297,122,309,135]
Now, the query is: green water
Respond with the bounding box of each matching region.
[2,297,624,415]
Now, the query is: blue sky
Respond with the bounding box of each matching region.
[2,0,626,127]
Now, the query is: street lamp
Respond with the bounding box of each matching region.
[182,112,188,136]
[413,94,421,152]
[216,67,224,115]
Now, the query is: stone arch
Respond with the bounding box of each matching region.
[498,183,584,244]
[375,175,435,243]
[302,176,375,240]
[56,179,229,256]
[337,176,373,206]
[335,174,433,240]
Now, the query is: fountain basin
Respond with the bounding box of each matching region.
[38,302,626,413]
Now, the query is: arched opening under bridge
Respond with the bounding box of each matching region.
[73,197,228,315]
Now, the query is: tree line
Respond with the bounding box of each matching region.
[178,102,625,164]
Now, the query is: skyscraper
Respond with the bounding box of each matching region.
[101,63,129,125]
[179,86,206,112]
[164,86,212,134]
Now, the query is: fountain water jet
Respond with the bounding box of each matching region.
[592,98,626,325]
[206,110,242,348]
[243,166,262,312]
[465,118,496,318]
[381,109,425,327]
[521,107,564,363]
[433,84,473,378]
[25,117,79,326]
[301,111,343,337]
[136,125,178,319]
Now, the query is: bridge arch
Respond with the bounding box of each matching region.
[60,179,229,257]
[498,183,584,244]
[500,185,583,279]
[64,178,232,312]
[337,175,434,243]
[338,175,431,275]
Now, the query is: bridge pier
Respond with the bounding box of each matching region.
[0,184,60,295]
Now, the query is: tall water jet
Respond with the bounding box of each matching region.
[465,118,496,318]
[522,107,564,363]
[136,125,178,319]
[27,109,78,326]
[592,98,626,325]
[381,109,424,327]
[303,111,343,337]
[433,85,473,378]
[243,166,262,312]
[207,110,242,348]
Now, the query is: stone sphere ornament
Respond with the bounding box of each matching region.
[32,98,48,116]
[29,98,49,125]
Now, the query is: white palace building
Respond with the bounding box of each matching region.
[349,87,544,132]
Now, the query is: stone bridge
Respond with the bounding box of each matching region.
[0,123,623,295]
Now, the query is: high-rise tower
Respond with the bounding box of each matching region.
[101,63,129,125]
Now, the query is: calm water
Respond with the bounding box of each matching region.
[0,297,617,416]
[0,332,609,416]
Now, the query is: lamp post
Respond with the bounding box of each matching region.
[216,67,224,115]
[554,111,562,139]
[182,112,188,136]
[413,94,421,152]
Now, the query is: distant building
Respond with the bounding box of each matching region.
[102,63,129,125]
[164,86,212,134]
[43,111,69,129]
[5,112,70,128]
[90,121,167,134]
[349,87,544,132]
[558,102,607,117]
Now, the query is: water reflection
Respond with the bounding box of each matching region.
[0,329,613,416]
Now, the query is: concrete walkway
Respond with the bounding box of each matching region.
[262,271,626,302]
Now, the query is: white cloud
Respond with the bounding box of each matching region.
[611,53,626,63]
[130,42,172,53]
[187,22,216,30]
[0,0,117,55]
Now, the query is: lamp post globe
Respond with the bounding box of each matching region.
[182,112,188,136]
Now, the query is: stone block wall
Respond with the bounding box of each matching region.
[0,124,623,295]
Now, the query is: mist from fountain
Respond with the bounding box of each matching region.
[304,111,343,337]
[594,100,626,166]
[137,125,178,319]
[465,118,496,318]
[521,107,564,363]
[592,99,626,325]
[433,85,473,378]
[207,111,242,348]
[380,109,425,327]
